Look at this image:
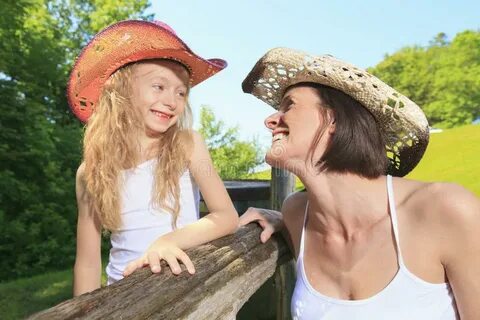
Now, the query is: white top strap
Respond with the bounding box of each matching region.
[298,200,309,261]
[387,175,404,267]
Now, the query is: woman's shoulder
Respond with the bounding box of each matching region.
[396,177,480,234]
[282,191,308,229]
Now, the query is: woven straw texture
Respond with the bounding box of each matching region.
[242,47,429,176]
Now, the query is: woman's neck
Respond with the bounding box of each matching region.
[298,168,389,240]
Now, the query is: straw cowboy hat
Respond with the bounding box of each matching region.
[242,47,429,177]
[67,20,227,122]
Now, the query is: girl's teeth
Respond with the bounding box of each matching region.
[152,110,170,119]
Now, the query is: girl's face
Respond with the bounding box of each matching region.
[131,60,190,136]
[264,85,334,172]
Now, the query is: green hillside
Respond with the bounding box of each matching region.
[250,125,480,196]
[407,125,479,195]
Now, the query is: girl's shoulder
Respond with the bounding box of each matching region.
[76,162,86,184]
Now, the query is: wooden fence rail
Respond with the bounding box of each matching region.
[28,224,292,320]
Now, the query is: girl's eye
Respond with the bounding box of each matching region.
[177,91,187,98]
[153,84,164,90]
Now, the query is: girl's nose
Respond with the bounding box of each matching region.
[162,91,177,110]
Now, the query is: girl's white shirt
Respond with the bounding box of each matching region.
[106,158,200,284]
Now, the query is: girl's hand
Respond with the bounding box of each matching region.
[239,207,284,243]
[123,240,195,277]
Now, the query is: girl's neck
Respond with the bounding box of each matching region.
[138,129,162,161]
[298,168,389,240]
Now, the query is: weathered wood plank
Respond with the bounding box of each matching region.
[28,224,292,320]
[271,167,296,320]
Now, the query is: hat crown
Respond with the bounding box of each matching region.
[242,47,430,177]
[152,20,177,35]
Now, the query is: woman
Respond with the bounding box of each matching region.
[240,48,479,319]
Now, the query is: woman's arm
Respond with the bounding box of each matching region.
[438,184,480,319]
[73,163,102,296]
[123,131,238,276]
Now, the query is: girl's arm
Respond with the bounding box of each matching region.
[73,163,102,296]
[123,131,238,276]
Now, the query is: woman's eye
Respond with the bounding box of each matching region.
[153,84,164,90]
[177,91,187,98]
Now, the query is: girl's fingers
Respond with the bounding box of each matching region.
[163,253,182,275]
[147,252,161,273]
[175,250,195,274]
[124,258,144,276]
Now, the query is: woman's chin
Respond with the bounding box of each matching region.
[265,152,287,169]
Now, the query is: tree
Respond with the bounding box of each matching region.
[0,0,152,281]
[369,30,480,128]
[198,106,263,179]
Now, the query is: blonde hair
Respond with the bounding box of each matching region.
[82,60,193,231]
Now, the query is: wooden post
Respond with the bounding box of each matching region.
[271,167,296,320]
[271,168,296,211]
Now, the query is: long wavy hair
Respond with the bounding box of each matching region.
[82,60,194,231]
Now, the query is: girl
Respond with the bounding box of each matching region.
[68,20,238,296]
[240,48,480,319]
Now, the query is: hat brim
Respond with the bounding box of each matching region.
[242,47,429,177]
[67,20,227,123]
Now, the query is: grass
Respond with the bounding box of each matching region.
[249,125,480,196]
[1,125,478,319]
[407,125,479,195]
[0,266,108,319]
[0,269,73,319]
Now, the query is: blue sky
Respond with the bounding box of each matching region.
[149,0,479,148]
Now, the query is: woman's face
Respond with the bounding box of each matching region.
[131,60,190,136]
[264,85,334,171]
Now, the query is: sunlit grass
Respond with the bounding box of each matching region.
[407,125,479,196]
[0,265,108,319]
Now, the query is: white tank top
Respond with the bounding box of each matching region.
[106,159,200,284]
[291,175,459,319]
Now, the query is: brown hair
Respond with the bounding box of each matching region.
[294,82,388,178]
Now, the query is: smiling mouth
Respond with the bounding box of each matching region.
[150,110,173,120]
[272,132,289,143]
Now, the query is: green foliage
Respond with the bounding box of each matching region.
[369,30,480,128]
[0,0,151,281]
[198,106,263,179]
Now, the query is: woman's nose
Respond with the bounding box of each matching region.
[264,111,283,129]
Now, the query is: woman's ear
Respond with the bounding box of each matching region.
[327,109,336,134]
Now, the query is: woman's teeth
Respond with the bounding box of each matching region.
[273,133,288,142]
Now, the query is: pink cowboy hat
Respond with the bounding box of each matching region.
[67,20,227,122]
